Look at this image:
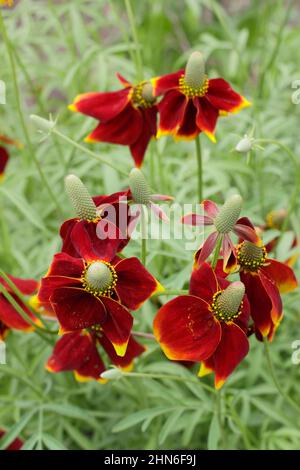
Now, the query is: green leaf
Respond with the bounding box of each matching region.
[207,413,220,450]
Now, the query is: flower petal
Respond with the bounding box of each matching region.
[38,275,81,304]
[181,213,213,226]
[153,295,221,362]
[196,231,219,265]
[69,88,131,120]
[0,294,36,331]
[202,200,219,218]
[115,257,159,310]
[100,297,133,357]
[234,223,259,243]
[206,78,251,113]
[194,97,218,142]
[150,202,169,222]
[175,99,199,140]
[130,106,157,168]
[0,274,37,296]
[157,90,187,137]
[262,259,298,294]
[151,70,183,96]
[98,334,145,371]
[0,146,9,178]
[201,322,249,389]
[189,262,219,303]
[259,272,283,325]
[50,287,107,333]
[44,252,84,278]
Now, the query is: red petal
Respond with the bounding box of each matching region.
[50,287,107,333]
[206,78,250,113]
[189,262,218,303]
[150,202,169,222]
[0,429,23,451]
[70,88,131,121]
[234,223,259,243]
[86,103,143,146]
[60,219,79,258]
[153,295,221,362]
[197,231,218,265]
[0,146,9,177]
[115,257,159,310]
[181,213,213,226]
[259,272,282,325]
[0,274,37,296]
[0,294,36,331]
[100,297,133,357]
[204,322,249,389]
[262,259,298,294]
[116,73,132,88]
[157,91,188,136]
[194,97,218,142]
[43,252,84,278]
[202,200,219,218]
[98,334,145,370]
[175,99,199,140]
[130,106,157,167]
[38,275,81,304]
[151,70,183,96]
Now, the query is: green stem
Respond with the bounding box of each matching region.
[195,135,203,202]
[215,390,226,449]
[132,331,155,340]
[52,128,128,176]
[140,205,147,265]
[152,289,189,297]
[211,234,223,270]
[124,0,144,81]
[0,11,63,216]
[263,338,300,415]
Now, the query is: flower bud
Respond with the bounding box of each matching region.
[30,114,56,133]
[129,168,151,205]
[65,174,97,220]
[184,51,206,88]
[100,368,123,380]
[235,135,254,153]
[214,194,243,234]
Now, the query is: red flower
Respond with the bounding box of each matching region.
[0,275,39,334]
[38,231,161,356]
[69,74,157,167]
[182,196,258,270]
[0,429,23,451]
[46,330,145,382]
[152,52,250,142]
[154,263,250,389]
[234,220,298,340]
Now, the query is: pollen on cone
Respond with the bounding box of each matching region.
[65,174,97,220]
[214,194,243,234]
[129,168,151,205]
[184,51,206,88]
[85,262,112,292]
[141,82,155,104]
[215,282,245,320]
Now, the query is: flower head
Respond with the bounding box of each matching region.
[69,74,158,167]
[154,262,250,388]
[46,330,145,383]
[182,194,258,270]
[38,238,161,356]
[152,51,251,142]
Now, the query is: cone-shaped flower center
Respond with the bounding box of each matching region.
[179,51,209,98]
[65,174,98,221]
[82,261,117,296]
[214,194,243,234]
[212,282,245,322]
[266,209,287,230]
[129,168,151,205]
[237,241,267,272]
[132,81,155,109]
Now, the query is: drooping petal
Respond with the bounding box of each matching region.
[0,146,9,179]
[69,88,131,120]
[149,202,169,222]
[181,213,213,226]
[50,287,107,333]
[202,200,219,218]
[196,231,219,265]
[150,194,174,201]
[60,218,79,258]
[130,106,157,168]
[151,70,183,96]
[114,257,160,310]
[116,73,132,88]
[234,223,259,243]
[100,296,133,357]
[99,334,145,371]
[85,103,143,146]
[153,295,221,362]
[0,294,36,332]
[206,78,251,113]
[201,322,249,389]
[194,96,218,142]
[258,271,283,325]
[261,259,298,294]
[235,295,251,333]
[189,262,218,303]
[157,90,188,137]
[175,99,199,140]
[0,274,38,296]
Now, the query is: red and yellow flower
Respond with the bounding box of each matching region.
[69,74,157,168]
[38,235,161,356]
[233,220,298,340]
[154,262,250,389]
[46,330,145,383]
[152,52,250,142]
[0,274,39,335]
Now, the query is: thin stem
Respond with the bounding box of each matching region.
[0,11,63,216]
[195,135,203,202]
[215,390,226,449]
[263,338,300,415]
[124,0,144,81]
[140,205,147,265]
[152,289,189,297]
[132,331,155,340]
[51,128,128,176]
[211,235,223,270]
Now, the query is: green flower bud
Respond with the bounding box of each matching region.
[30,114,56,132]
[100,368,123,380]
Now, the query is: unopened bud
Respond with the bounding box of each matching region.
[30,114,56,133]
[100,368,123,380]
[235,135,254,153]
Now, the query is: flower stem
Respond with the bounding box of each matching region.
[195,134,203,202]
[0,11,63,217]
[211,235,223,270]
[152,289,189,297]
[132,331,155,340]
[51,128,128,177]
[140,205,147,265]
[124,0,144,81]
[263,338,300,415]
